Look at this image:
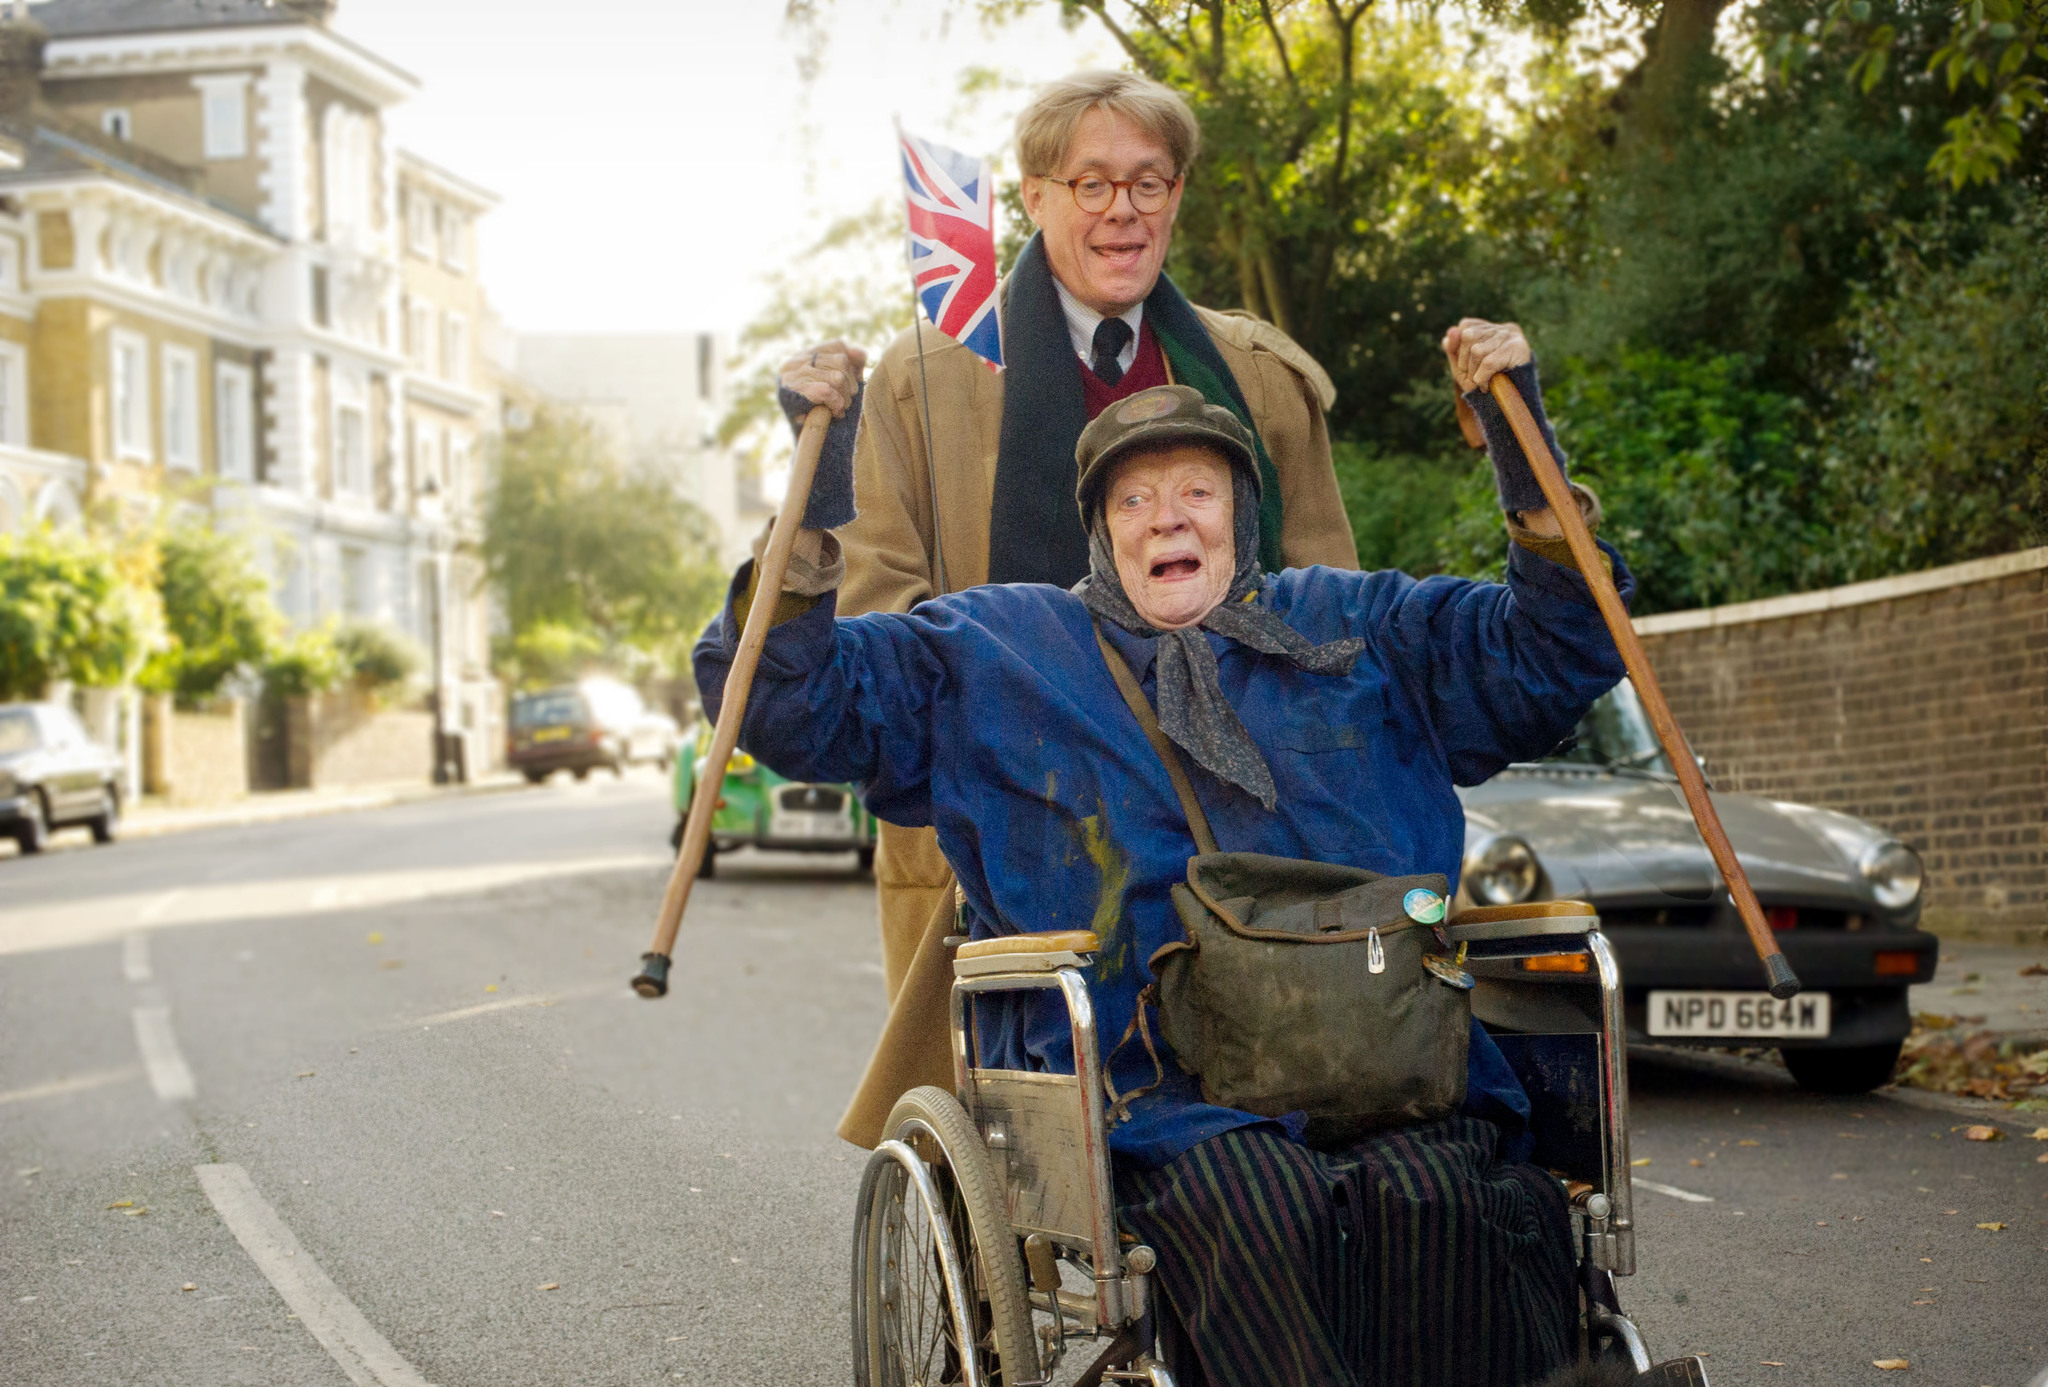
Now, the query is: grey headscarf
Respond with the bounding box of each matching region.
[1072,468,1364,811]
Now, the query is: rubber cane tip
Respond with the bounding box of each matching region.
[1764,952,1801,1000]
[630,952,672,999]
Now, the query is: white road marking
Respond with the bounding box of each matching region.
[131,1006,196,1102]
[195,1163,435,1387]
[394,983,610,1030]
[0,853,669,958]
[121,931,151,983]
[0,1066,140,1106]
[1632,1176,1715,1204]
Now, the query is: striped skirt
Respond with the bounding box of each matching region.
[1115,1116,1579,1387]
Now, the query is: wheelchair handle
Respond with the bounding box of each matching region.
[632,404,835,999]
[1485,375,1800,1000]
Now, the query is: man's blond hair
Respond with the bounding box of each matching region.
[1014,70,1201,179]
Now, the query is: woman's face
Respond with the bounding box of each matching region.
[1103,445,1237,630]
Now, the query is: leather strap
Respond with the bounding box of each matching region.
[1094,623,1221,855]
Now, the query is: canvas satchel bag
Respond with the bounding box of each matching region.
[1095,626,1471,1144]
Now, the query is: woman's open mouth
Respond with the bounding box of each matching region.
[1150,557,1201,580]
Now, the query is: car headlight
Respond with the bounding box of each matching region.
[1465,834,1540,906]
[1859,840,1923,910]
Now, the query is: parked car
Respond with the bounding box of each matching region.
[1457,680,1938,1095]
[508,678,681,783]
[0,701,124,854]
[670,721,877,877]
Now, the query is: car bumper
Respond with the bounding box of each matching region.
[1605,924,1938,1049]
[0,792,29,825]
[510,749,614,773]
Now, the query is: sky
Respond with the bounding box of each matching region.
[332,0,1112,339]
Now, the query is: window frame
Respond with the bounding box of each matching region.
[215,360,255,482]
[161,343,200,471]
[101,108,131,141]
[441,311,467,385]
[110,329,151,462]
[196,76,250,161]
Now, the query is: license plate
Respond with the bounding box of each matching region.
[771,812,845,840]
[1648,990,1831,1038]
[531,727,572,744]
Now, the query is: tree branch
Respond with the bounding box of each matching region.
[1255,0,1301,94]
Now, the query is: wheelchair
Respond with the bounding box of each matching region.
[851,900,1706,1387]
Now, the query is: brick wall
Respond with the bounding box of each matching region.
[1636,549,2048,940]
[142,695,250,806]
[279,689,432,790]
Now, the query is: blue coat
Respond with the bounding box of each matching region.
[695,541,1633,1167]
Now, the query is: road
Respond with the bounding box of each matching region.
[2,776,2043,1386]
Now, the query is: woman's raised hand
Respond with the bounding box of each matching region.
[779,340,869,419]
[1441,319,1531,395]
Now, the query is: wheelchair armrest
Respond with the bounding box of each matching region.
[1445,900,1598,943]
[953,930,1099,979]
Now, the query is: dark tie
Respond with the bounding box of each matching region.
[1091,316,1134,386]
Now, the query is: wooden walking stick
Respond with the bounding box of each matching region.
[632,404,833,998]
[1478,377,1801,1000]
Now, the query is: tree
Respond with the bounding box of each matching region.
[482,408,728,682]
[137,521,280,706]
[0,527,159,700]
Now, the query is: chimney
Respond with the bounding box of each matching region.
[0,10,44,119]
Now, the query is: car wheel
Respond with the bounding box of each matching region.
[572,766,590,781]
[857,844,876,875]
[87,786,120,845]
[14,792,48,854]
[696,842,717,879]
[1782,1042,1903,1095]
[521,769,547,785]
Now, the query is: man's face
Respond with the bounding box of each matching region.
[1103,444,1237,631]
[1021,108,1184,317]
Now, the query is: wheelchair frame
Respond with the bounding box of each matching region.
[852,903,1665,1386]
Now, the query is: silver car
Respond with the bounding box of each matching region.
[0,702,124,854]
[1457,681,1937,1095]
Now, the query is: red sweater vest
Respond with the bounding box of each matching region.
[1080,318,1169,420]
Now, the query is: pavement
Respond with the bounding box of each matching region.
[1,775,2043,1386]
[1913,944,2048,1040]
[116,773,529,842]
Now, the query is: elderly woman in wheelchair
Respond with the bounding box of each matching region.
[698,324,1706,1386]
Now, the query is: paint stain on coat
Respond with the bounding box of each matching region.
[1077,812,1132,981]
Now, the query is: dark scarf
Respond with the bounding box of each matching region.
[987,234,1287,587]
[1073,472,1363,812]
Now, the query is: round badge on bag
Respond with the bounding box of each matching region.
[1402,888,1446,925]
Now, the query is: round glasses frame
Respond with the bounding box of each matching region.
[1042,174,1179,215]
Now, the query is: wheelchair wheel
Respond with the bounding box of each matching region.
[852,1085,1036,1386]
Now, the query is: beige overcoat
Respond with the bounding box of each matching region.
[835,300,1360,1148]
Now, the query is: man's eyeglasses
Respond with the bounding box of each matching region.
[1043,174,1178,215]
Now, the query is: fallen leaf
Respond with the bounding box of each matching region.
[2030,1128,2048,1141]
[1912,1299,1934,1305]
[1739,1139,1761,1147]
[367,932,384,945]
[1630,1157,1652,1167]
[378,959,403,970]
[490,1210,505,1218]
[125,1208,147,1217]
[1919,1257,1933,1263]
[1962,1126,2003,1142]
[1689,1158,1703,1167]
[1976,1222,2006,1231]
[1761,1362,1786,1368]
[106,1200,132,1209]
[1873,1359,1909,1371]
[295,1070,315,1079]
[536,1282,559,1291]
[181,1283,196,1292]
[1816,1220,1829,1227]
[484,984,498,993]
[2036,1153,2047,1164]
[2020,963,2046,976]
[1944,1209,1960,1215]
[1832,1172,1849,1180]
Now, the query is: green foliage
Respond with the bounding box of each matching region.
[497,620,606,691]
[262,627,347,699]
[0,527,159,699]
[138,521,279,705]
[332,620,424,696]
[482,407,728,677]
[1330,441,1471,576]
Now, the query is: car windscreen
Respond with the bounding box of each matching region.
[0,709,38,754]
[511,692,586,728]
[1544,680,1674,775]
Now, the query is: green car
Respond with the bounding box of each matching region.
[669,722,877,878]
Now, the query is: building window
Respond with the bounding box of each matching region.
[162,345,199,471]
[413,421,438,496]
[440,210,467,272]
[0,342,26,448]
[215,362,254,481]
[335,404,368,496]
[197,77,248,160]
[322,105,375,239]
[448,435,470,509]
[697,333,715,402]
[0,238,19,292]
[441,313,467,384]
[110,330,150,461]
[406,189,436,257]
[407,301,433,373]
[101,108,131,141]
[340,545,369,617]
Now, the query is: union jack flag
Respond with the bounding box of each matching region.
[898,125,1002,370]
